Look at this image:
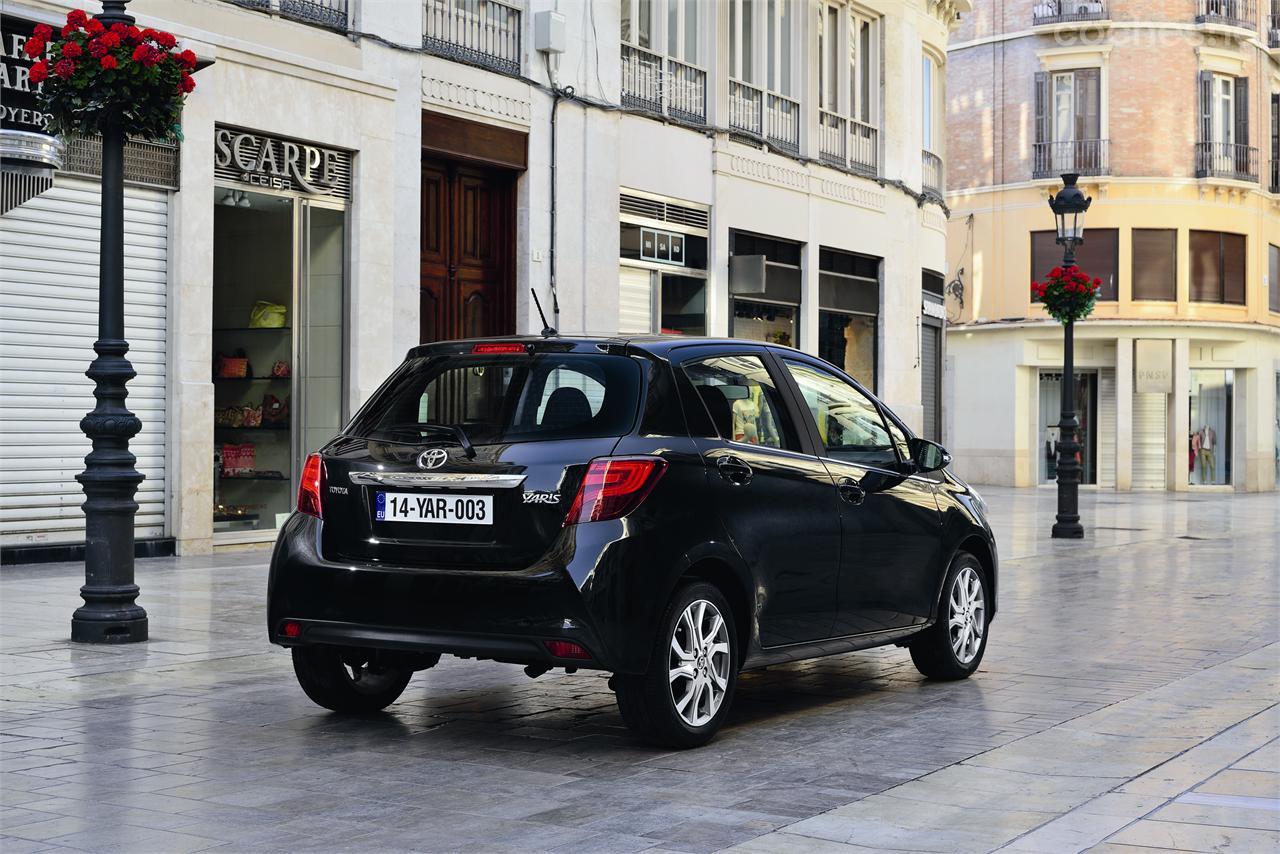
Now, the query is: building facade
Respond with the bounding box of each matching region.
[1,0,963,560]
[945,0,1280,493]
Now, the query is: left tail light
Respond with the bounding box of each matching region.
[563,457,667,526]
[298,453,325,519]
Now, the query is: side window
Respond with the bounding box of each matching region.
[682,354,798,451]
[782,359,899,468]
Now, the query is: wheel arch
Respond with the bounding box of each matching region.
[681,556,754,664]
[954,535,997,617]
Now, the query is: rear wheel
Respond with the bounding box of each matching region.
[909,552,990,680]
[614,581,738,749]
[291,646,413,713]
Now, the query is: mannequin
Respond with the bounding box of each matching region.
[1199,425,1216,483]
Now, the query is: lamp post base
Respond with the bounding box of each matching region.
[1051,519,1084,539]
[71,591,148,644]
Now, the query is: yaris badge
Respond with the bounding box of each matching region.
[417,448,449,470]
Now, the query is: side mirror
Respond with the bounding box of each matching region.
[909,438,951,473]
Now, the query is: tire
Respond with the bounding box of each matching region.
[291,645,413,713]
[614,581,738,749]
[909,552,990,680]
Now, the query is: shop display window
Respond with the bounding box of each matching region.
[1038,371,1098,485]
[1188,369,1233,486]
[732,300,797,348]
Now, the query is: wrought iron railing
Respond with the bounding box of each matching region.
[1032,0,1108,25]
[423,0,522,76]
[922,149,944,196]
[223,0,348,31]
[1195,141,1258,181]
[729,81,801,155]
[620,47,707,124]
[1033,139,1110,178]
[818,110,879,177]
[1195,0,1256,29]
[1269,11,1280,45]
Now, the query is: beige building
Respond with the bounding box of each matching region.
[945,0,1280,493]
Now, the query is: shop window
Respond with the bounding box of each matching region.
[730,230,802,347]
[1270,244,1280,312]
[1038,371,1098,485]
[1189,230,1245,304]
[818,247,880,390]
[1032,229,1118,300]
[1132,229,1177,302]
[1189,370,1233,486]
[619,217,707,336]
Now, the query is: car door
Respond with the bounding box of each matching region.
[676,347,840,647]
[776,356,943,636]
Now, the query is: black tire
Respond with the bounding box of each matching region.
[291,645,413,713]
[910,552,990,680]
[614,581,738,749]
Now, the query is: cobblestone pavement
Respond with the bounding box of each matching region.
[1,486,1277,854]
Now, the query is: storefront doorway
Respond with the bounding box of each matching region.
[211,188,347,539]
[419,158,516,342]
[1188,369,1233,486]
[1038,370,1099,485]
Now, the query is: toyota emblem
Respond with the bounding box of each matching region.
[417,448,449,470]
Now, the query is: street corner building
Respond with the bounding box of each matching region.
[0,1,966,561]
[944,0,1280,493]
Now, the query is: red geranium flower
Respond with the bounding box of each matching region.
[140,28,158,42]
[125,25,141,41]
[85,18,104,35]
[1093,278,1102,286]
[53,58,75,79]
[33,23,52,40]
[22,37,44,58]
[178,49,197,69]
[156,31,177,49]
[1049,267,1063,278]
[179,72,196,94]
[100,32,120,48]
[61,23,76,37]
[100,54,118,70]
[131,43,149,62]
[88,39,108,58]
[66,9,88,27]
[28,60,48,83]
[110,22,127,35]
[62,41,82,58]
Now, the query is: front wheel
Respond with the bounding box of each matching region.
[909,553,990,680]
[291,646,413,713]
[614,581,738,748]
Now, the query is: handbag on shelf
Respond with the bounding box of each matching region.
[249,301,287,328]
[241,405,263,428]
[262,394,290,425]
[270,360,291,378]
[214,352,249,379]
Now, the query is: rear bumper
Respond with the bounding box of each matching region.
[267,513,623,671]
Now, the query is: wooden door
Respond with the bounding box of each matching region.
[420,158,514,343]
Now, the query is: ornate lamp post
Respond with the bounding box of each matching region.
[1047,174,1092,540]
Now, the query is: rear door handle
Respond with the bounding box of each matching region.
[717,455,753,485]
[838,478,866,505]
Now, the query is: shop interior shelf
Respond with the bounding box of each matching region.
[214,424,289,431]
[213,375,291,382]
[219,473,288,481]
[213,326,292,332]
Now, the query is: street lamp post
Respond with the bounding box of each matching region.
[1047,173,1092,540]
[72,0,148,643]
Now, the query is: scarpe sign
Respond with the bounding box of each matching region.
[213,126,351,199]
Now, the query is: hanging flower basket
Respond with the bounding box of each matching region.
[26,9,196,141]
[1031,264,1103,324]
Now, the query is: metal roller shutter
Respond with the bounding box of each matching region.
[0,177,169,547]
[1098,368,1116,489]
[921,323,941,441]
[1133,393,1167,490]
[619,265,653,334]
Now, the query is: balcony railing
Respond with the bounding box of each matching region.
[1269,11,1280,45]
[922,149,944,196]
[1195,141,1259,181]
[620,46,708,124]
[729,80,801,156]
[424,0,522,76]
[1195,0,1256,29]
[1032,1,1108,26]
[224,0,348,31]
[818,110,880,177]
[1033,139,1110,178]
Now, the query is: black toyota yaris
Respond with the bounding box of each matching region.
[268,336,997,748]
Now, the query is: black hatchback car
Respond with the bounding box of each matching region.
[268,336,997,747]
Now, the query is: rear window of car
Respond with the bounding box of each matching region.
[347,353,642,445]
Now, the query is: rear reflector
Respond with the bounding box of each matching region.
[563,457,667,526]
[543,640,591,660]
[281,620,302,639]
[472,342,526,354]
[298,453,325,519]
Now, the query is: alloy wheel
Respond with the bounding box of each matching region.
[948,566,986,665]
[668,599,731,727]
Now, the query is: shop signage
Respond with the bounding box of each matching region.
[214,126,351,199]
[922,300,947,321]
[1,15,53,135]
[640,227,685,266]
[1,14,64,180]
[1135,339,1173,394]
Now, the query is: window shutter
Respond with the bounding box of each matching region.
[1075,68,1100,141]
[1198,71,1213,144]
[1034,72,1049,145]
[1271,93,1279,166]
[1234,76,1249,149]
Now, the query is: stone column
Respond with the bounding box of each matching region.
[1114,336,1133,491]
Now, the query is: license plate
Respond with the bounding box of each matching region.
[375,492,493,525]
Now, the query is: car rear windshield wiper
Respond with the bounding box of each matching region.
[377,423,477,459]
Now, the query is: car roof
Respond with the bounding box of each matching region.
[406,335,809,360]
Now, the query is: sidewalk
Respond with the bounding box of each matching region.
[2,487,1278,853]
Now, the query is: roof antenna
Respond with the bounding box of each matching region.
[531,288,558,338]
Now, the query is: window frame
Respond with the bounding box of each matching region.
[728,0,800,97]
[621,0,705,66]
[817,3,879,128]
